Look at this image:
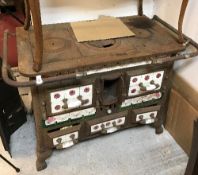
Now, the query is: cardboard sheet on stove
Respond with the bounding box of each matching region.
[71,16,135,42]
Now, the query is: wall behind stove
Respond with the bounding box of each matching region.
[40,0,154,24]
[154,0,198,91]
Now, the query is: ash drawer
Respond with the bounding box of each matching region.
[131,105,161,124]
[86,111,127,135]
[48,125,81,149]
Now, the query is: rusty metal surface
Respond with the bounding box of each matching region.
[22,0,190,73]
[2,16,197,87]
[22,0,189,73]
[17,16,186,77]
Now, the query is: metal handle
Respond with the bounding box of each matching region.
[56,134,78,149]
[139,118,155,124]
[139,114,156,124]
[62,96,89,109]
[77,95,89,106]
[67,99,82,109]
[101,122,120,134]
[139,82,159,92]
[2,30,76,87]
[56,140,75,149]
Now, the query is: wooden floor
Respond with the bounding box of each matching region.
[0,115,188,175]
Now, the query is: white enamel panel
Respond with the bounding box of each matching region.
[53,131,78,146]
[45,107,96,126]
[128,86,141,96]
[106,127,118,134]
[121,99,131,108]
[144,118,155,124]
[91,117,125,133]
[80,85,93,96]
[80,85,93,107]
[131,96,143,104]
[121,92,162,108]
[55,113,70,123]
[50,90,65,103]
[128,70,165,96]
[141,72,154,85]
[65,87,80,99]
[87,107,97,115]
[115,117,125,125]
[70,110,84,120]
[129,75,141,86]
[50,84,93,114]
[61,140,74,149]
[136,111,158,122]
[67,99,81,109]
[142,92,162,102]
[152,71,164,90]
[51,101,65,114]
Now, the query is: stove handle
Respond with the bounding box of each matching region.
[100,122,121,134]
[139,81,160,92]
[62,96,89,109]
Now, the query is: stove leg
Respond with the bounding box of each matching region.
[32,87,53,171]
[36,148,52,171]
[155,125,163,134]
[154,117,164,134]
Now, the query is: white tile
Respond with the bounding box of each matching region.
[136,111,158,122]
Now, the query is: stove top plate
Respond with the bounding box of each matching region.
[16,16,185,77]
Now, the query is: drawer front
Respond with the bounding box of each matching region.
[48,125,80,149]
[136,111,158,124]
[87,111,127,135]
[128,71,164,97]
[91,117,125,134]
[52,131,78,148]
[50,84,93,114]
[131,105,161,124]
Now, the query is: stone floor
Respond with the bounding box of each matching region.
[0,115,188,175]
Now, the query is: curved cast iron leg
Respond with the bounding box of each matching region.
[36,148,52,171]
[32,88,53,171]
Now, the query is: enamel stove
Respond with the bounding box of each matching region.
[15,14,198,171]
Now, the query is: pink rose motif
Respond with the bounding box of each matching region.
[47,117,56,124]
[156,93,161,98]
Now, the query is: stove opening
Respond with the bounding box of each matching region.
[102,78,119,106]
[87,39,116,48]
[102,43,114,48]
